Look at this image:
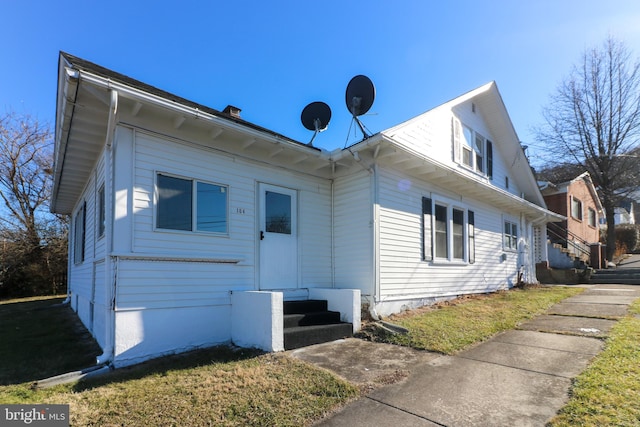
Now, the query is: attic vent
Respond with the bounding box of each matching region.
[223,105,242,118]
[472,103,476,113]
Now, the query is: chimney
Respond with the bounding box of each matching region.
[223,105,241,118]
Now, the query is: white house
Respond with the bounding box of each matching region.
[53,52,562,367]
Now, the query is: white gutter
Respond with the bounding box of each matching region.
[51,67,80,213]
[342,134,565,222]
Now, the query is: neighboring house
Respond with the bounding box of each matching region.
[53,52,561,367]
[614,199,636,225]
[538,172,604,265]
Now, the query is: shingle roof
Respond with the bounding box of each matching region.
[60,51,318,151]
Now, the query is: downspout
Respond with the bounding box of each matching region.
[330,178,335,288]
[96,89,118,365]
[370,163,381,320]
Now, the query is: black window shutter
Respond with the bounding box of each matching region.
[486,141,493,179]
[422,197,433,261]
[468,210,475,264]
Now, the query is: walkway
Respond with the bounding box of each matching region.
[291,284,640,426]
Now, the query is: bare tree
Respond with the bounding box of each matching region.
[0,112,67,298]
[537,36,640,260]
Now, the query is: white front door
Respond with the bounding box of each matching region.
[259,183,298,289]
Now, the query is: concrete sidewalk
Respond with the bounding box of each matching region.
[291,284,640,427]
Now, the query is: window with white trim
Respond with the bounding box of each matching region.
[156,173,228,234]
[588,207,596,227]
[504,220,518,250]
[452,117,493,177]
[422,197,475,263]
[571,196,583,221]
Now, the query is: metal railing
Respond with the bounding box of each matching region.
[547,222,592,260]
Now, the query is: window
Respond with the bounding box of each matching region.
[97,184,105,238]
[571,196,583,221]
[434,204,448,258]
[468,211,476,264]
[422,197,474,263]
[156,173,228,234]
[504,220,518,250]
[462,126,474,168]
[588,208,597,227]
[74,202,86,264]
[453,118,492,176]
[452,208,465,260]
[197,182,228,233]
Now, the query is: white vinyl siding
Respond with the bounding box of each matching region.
[376,167,518,301]
[333,170,374,295]
[452,105,519,195]
[384,104,519,197]
[117,129,333,310]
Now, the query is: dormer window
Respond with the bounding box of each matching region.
[462,126,474,168]
[454,117,493,177]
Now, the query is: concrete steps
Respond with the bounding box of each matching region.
[589,268,640,285]
[283,299,352,350]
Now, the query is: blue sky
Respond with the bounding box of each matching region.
[3,1,640,167]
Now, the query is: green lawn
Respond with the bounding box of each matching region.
[368,285,585,354]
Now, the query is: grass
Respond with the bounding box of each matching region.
[0,297,358,426]
[364,285,585,354]
[0,347,359,426]
[0,296,102,385]
[5,286,637,425]
[549,299,640,427]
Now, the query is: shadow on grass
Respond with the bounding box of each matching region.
[73,345,264,392]
[0,297,102,385]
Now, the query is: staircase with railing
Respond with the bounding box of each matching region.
[546,222,592,268]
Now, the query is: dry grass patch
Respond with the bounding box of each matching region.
[359,285,585,354]
[0,347,359,426]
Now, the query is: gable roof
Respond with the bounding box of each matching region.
[53,53,561,223]
[53,52,324,214]
[539,171,604,214]
[330,82,563,223]
[376,81,546,207]
[58,52,309,148]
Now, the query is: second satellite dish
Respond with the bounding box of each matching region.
[345,75,375,139]
[301,101,332,146]
[346,75,375,117]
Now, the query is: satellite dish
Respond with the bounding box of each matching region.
[301,101,331,146]
[345,75,375,138]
